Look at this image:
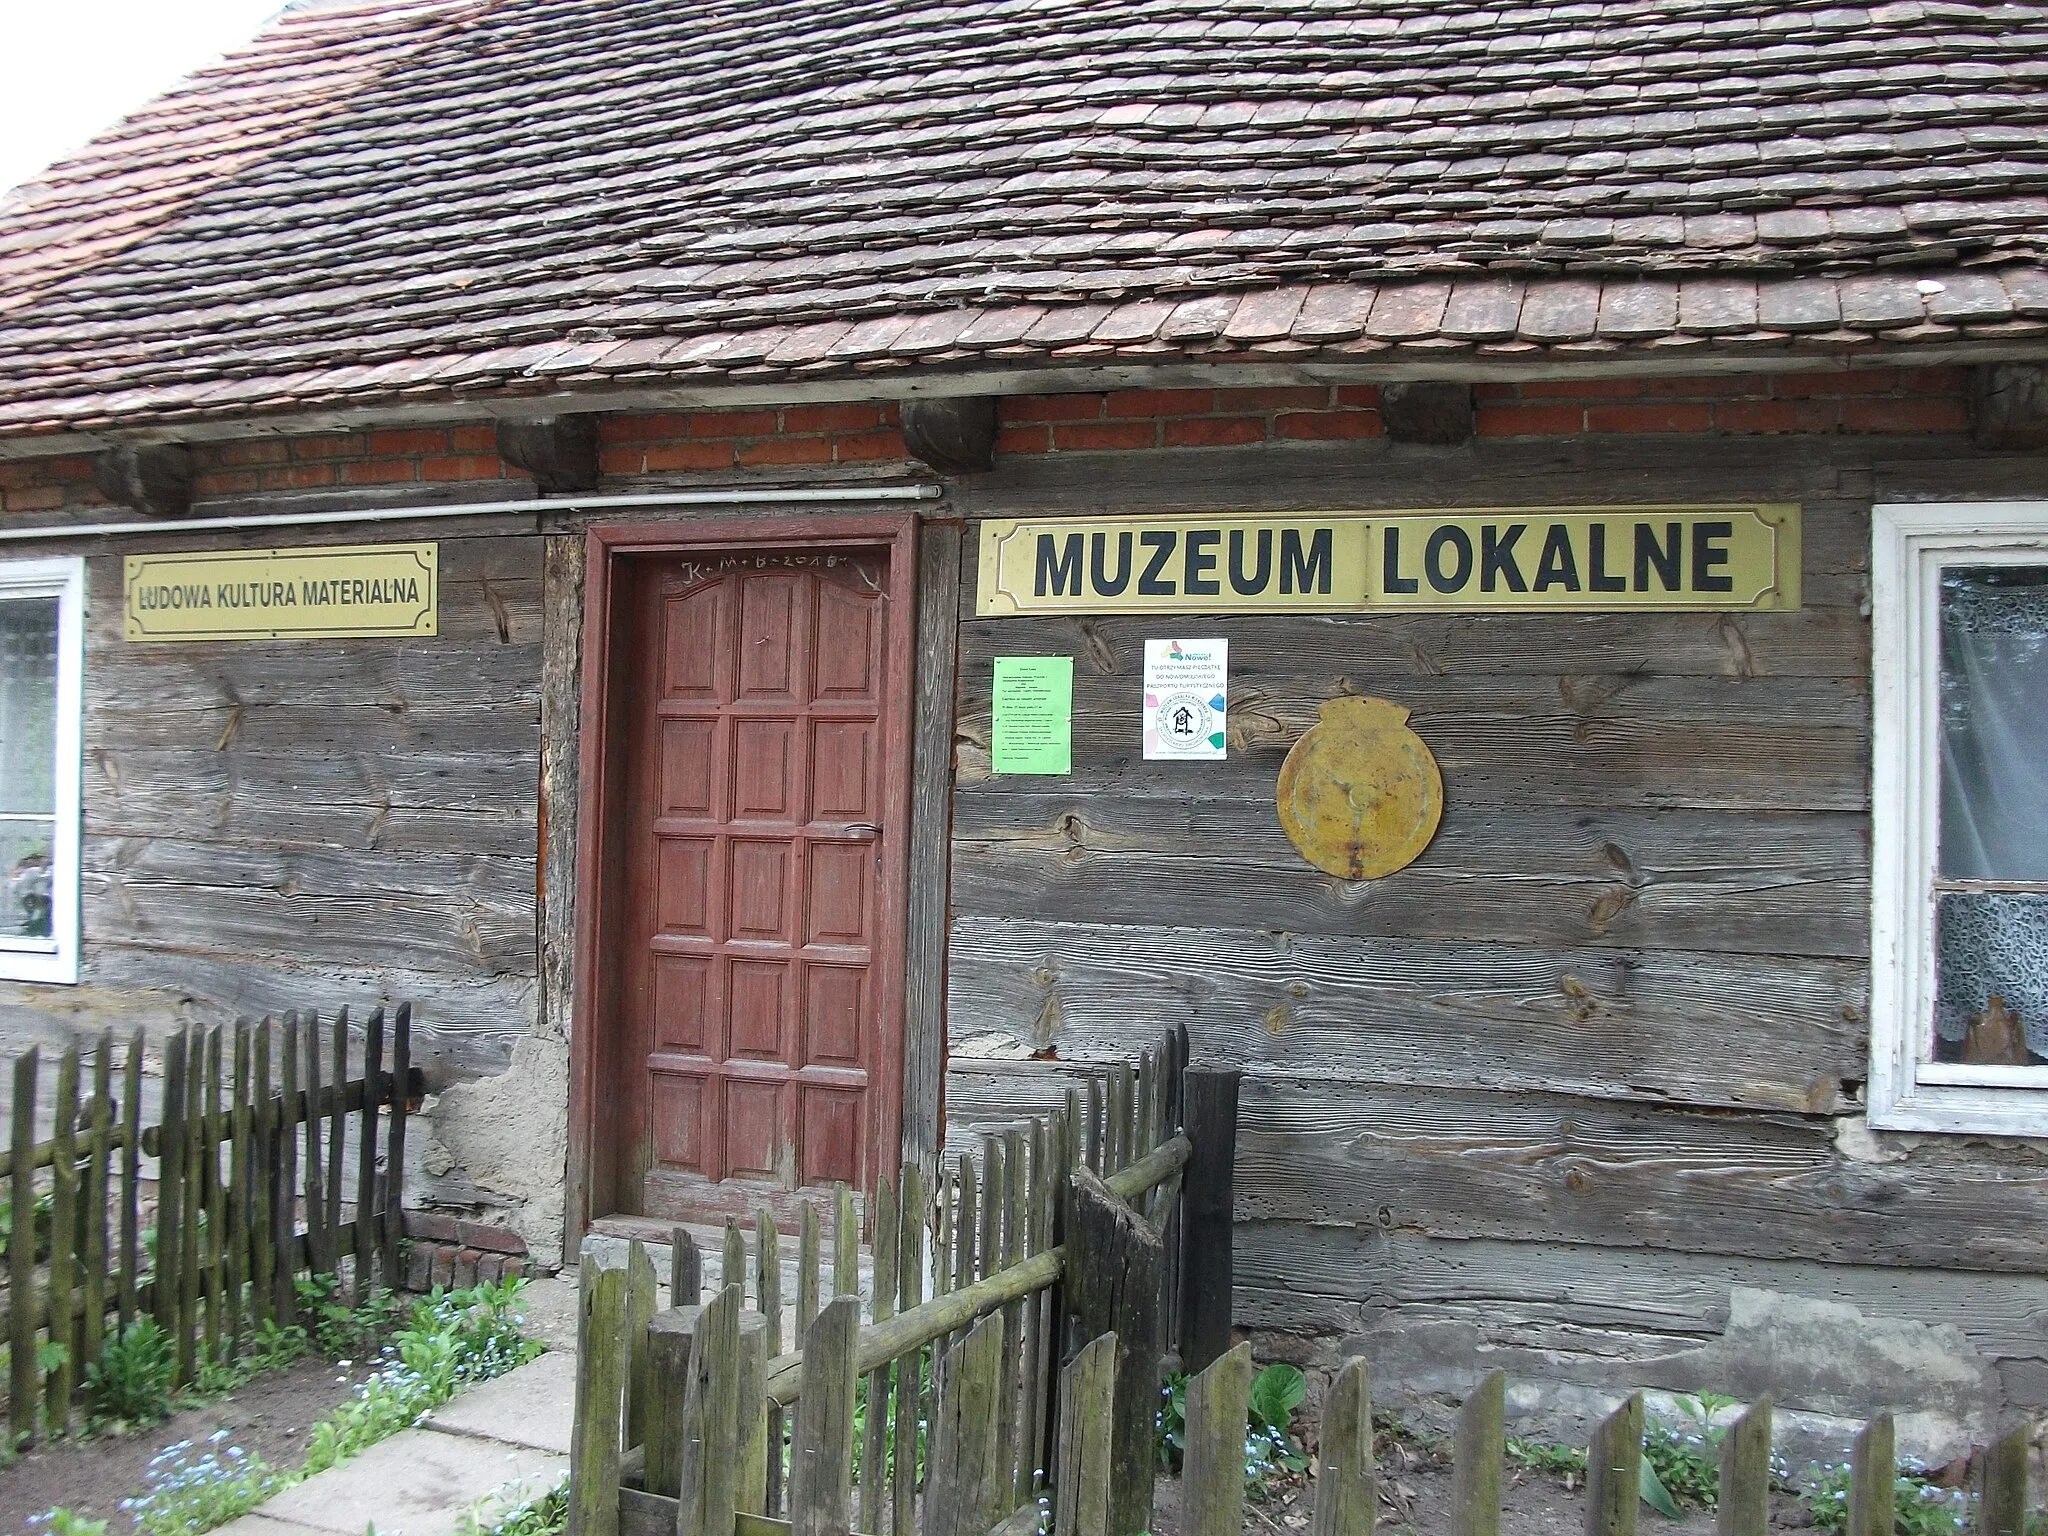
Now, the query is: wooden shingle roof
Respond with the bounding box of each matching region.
[3,0,2047,439]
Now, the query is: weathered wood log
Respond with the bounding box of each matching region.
[1064,1166,1162,1536]
[924,1315,1008,1536]
[1183,1341,1254,1536]
[1380,382,1475,445]
[675,1284,743,1536]
[1178,1066,1240,1374]
[1846,1413,1894,1536]
[902,398,998,475]
[1716,1397,1772,1536]
[1977,1422,2030,1536]
[498,415,599,493]
[1450,1369,1505,1536]
[1312,1358,1375,1536]
[570,1262,628,1536]
[93,442,192,517]
[1054,1333,1117,1536]
[1585,1393,1642,1536]
[788,1297,861,1536]
[1970,364,2048,451]
[625,1240,657,1451]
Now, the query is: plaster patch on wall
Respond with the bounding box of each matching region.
[429,1032,570,1270]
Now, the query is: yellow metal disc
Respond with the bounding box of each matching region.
[1276,696,1444,880]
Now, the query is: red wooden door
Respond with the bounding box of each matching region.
[614,544,908,1223]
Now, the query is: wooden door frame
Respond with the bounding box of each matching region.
[565,512,921,1245]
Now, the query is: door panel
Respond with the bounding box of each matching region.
[615,545,903,1224]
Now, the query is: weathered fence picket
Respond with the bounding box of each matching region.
[0,1008,417,1444]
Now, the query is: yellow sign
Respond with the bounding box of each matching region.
[975,507,1799,615]
[125,544,438,642]
[1277,697,1445,880]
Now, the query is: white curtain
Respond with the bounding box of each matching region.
[1934,567,2048,1053]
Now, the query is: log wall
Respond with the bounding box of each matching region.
[0,519,545,1085]
[941,427,2048,1430]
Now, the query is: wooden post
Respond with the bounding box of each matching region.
[859,1177,898,1536]
[45,1045,79,1433]
[154,1033,185,1344]
[790,1296,861,1536]
[1176,1066,1238,1375]
[925,1315,1008,1536]
[798,1199,821,1335]
[302,1016,330,1277]
[1979,1423,2030,1536]
[277,1013,301,1327]
[118,1028,143,1331]
[381,1003,411,1294]
[354,1007,383,1299]
[676,1283,743,1536]
[251,1022,275,1333]
[1451,1370,1505,1536]
[1312,1358,1375,1536]
[1184,1341,1254,1536]
[646,1301,767,1503]
[832,1182,857,1297]
[1064,1166,1163,1536]
[625,1239,656,1450]
[894,1165,927,1536]
[1055,1333,1118,1536]
[178,1024,205,1382]
[1585,1394,1643,1536]
[736,1298,771,1518]
[671,1226,701,1307]
[228,1023,252,1350]
[1846,1413,1894,1536]
[201,1026,223,1360]
[1716,1397,1772,1536]
[570,1261,627,1536]
[327,1008,348,1282]
[81,1032,113,1374]
[9,1046,37,1442]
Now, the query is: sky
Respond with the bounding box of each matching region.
[0,0,288,196]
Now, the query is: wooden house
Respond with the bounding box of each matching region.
[2,0,2046,1450]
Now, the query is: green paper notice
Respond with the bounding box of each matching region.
[991,656,1073,774]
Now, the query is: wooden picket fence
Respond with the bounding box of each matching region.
[569,1027,1243,1536]
[1146,1357,2040,1536]
[0,1004,419,1443]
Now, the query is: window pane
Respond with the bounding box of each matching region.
[1938,565,2048,880]
[1934,891,2048,1064]
[0,818,56,941]
[0,595,59,819]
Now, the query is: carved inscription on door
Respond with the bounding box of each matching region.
[622,551,894,1218]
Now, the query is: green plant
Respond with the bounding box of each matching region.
[1507,1436,1588,1479]
[463,1470,570,1536]
[120,1431,286,1536]
[83,1317,176,1425]
[302,1278,543,1478]
[1800,1461,1970,1536]
[1640,1394,1735,1512]
[1154,1362,1308,1494]
[27,1510,109,1536]
[296,1273,408,1361]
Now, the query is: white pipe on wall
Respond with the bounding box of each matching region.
[0,484,943,543]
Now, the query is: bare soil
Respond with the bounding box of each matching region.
[1150,1454,1818,1536]
[0,1355,380,1535]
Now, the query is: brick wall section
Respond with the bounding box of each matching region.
[401,1211,537,1289]
[597,403,909,474]
[0,371,1977,515]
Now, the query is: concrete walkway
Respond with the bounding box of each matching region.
[214,1276,584,1536]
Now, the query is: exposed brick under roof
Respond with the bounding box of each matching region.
[2,0,2046,442]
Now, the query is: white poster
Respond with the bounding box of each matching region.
[1143,638,1228,760]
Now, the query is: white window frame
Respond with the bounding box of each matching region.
[0,556,83,986]
[1871,501,2048,1133]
